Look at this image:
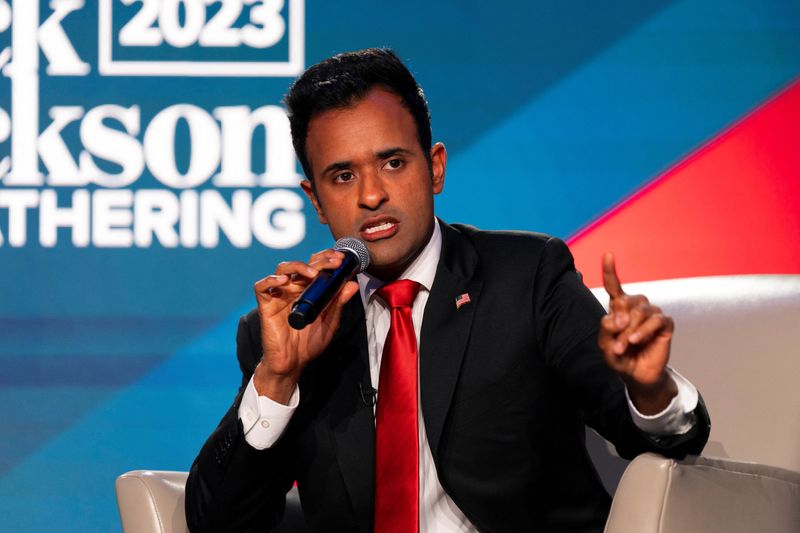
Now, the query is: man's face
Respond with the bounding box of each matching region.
[301,87,446,280]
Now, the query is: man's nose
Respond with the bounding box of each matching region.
[358,170,388,210]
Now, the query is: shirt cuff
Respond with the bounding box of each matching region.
[625,367,699,436]
[238,375,299,450]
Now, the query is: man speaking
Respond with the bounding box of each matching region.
[186,48,709,532]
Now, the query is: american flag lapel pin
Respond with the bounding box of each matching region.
[455,292,471,309]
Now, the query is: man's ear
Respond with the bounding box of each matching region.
[430,142,447,194]
[301,179,328,224]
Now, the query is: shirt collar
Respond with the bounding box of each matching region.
[357,217,442,308]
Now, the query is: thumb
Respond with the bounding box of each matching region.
[337,280,360,306]
[320,281,360,325]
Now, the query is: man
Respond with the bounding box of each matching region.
[186,48,709,532]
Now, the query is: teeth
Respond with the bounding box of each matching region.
[364,222,394,234]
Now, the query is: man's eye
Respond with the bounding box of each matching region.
[334,172,354,183]
[384,159,403,170]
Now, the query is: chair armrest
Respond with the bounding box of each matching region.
[116,470,189,533]
[605,453,800,533]
[115,470,308,532]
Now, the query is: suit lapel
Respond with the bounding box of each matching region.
[328,296,375,533]
[420,221,483,458]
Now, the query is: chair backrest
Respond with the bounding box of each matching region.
[591,274,800,472]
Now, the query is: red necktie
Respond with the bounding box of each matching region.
[374,279,421,533]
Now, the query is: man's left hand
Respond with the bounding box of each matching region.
[598,252,678,415]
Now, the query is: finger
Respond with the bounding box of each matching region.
[629,312,673,345]
[614,303,653,354]
[598,313,622,354]
[622,302,652,334]
[275,260,319,280]
[254,274,289,295]
[599,296,639,352]
[308,249,345,266]
[309,251,346,271]
[254,274,292,303]
[602,252,625,299]
[610,293,648,329]
[608,295,628,327]
[599,312,625,336]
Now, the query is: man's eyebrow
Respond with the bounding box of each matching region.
[377,147,413,159]
[321,160,352,177]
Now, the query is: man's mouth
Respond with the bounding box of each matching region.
[360,218,399,241]
[364,222,395,235]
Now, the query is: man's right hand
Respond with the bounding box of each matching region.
[252,249,360,404]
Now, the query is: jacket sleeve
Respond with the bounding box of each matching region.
[185,310,298,532]
[533,237,711,460]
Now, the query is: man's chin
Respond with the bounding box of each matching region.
[365,247,423,280]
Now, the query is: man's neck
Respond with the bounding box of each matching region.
[365,219,438,282]
[357,218,442,307]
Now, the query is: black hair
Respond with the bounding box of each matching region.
[284,48,432,183]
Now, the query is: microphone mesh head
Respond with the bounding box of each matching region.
[334,237,370,273]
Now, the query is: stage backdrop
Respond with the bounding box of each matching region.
[0,1,798,531]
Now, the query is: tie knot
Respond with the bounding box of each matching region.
[376,279,421,309]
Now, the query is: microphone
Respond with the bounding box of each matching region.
[288,237,370,330]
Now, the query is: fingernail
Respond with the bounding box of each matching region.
[615,315,626,328]
[614,341,624,354]
[629,332,640,344]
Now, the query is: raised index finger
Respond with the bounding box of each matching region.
[602,252,625,299]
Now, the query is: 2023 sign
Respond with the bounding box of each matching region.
[119,0,285,49]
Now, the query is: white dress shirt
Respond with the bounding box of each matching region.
[238,218,699,532]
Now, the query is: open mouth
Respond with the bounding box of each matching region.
[364,221,395,235]
[360,218,399,241]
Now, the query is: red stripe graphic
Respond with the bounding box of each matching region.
[569,78,800,287]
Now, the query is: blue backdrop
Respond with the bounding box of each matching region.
[0,1,798,530]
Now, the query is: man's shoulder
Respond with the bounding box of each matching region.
[450,222,553,244]
[447,222,561,261]
[440,221,579,283]
[242,307,261,327]
[239,309,262,352]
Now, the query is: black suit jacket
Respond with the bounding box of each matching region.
[186,220,710,533]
